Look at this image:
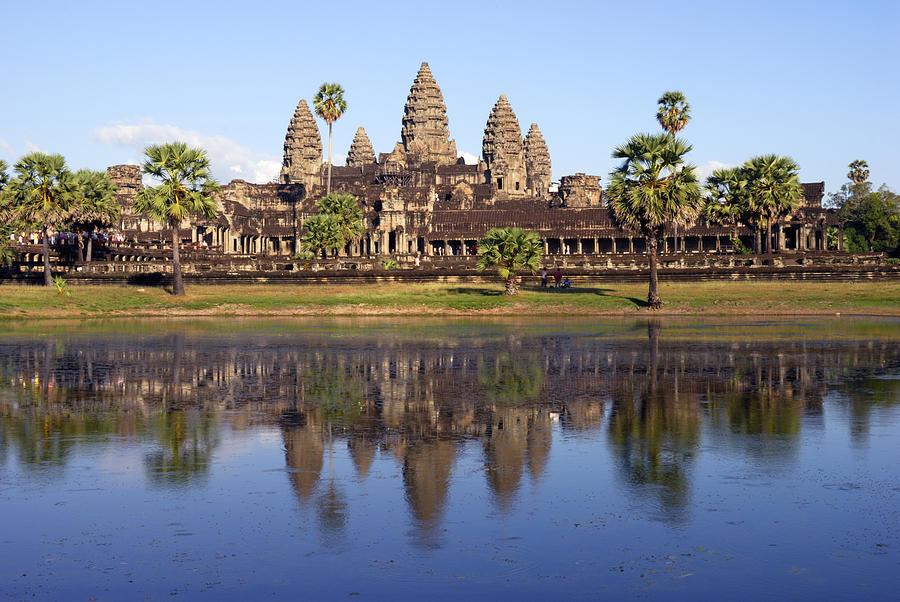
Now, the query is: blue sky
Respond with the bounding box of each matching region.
[1,0,897,194]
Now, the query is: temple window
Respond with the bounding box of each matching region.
[497,178,503,190]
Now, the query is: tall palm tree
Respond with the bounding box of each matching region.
[477,227,543,295]
[69,169,119,262]
[607,133,701,309]
[703,167,749,248]
[743,155,802,254]
[847,160,869,184]
[313,83,347,195]
[4,152,74,286]
[656,91,691,137]
[132,142,219,296]
[656,91,691,253]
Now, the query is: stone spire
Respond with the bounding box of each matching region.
[280,99,322,188]
[524,123,551,197]
[399,62,457,166]
[346,126,376,167]
[482,95,527,196]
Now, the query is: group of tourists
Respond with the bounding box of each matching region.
[540,267,572,289]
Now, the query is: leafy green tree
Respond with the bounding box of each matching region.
[703,167,749,247]
[299,193,363,259]
[4,153,75,286]
[848,159,870,184]
[476,227,543,295]
[314,83,347,195]
[300,213,343,258]
[656,91,691,137]
[839,185,900,253]
[0,159,14,265]
[316,193,363,251]
[743,155,802,253]
[69,169,119,262]
[607,133,701,308]
[132,142,220,296]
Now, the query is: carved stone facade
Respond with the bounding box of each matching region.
[108,61,837,261]
[347,127,376,167]
[482,95,527,198]
[524,123,552,197]
[279,99,322,189]
[559,174,602,208]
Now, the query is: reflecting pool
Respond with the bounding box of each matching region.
[1,318,899,599]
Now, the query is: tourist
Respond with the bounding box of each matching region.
[541,268,548,288]
[553,268,562,288]
[414,253,420,267]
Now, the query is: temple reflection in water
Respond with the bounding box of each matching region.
[1,320,898,539]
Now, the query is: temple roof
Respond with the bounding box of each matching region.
[347,127,376,167]
[482,95,525,171]
[400,62,457,165]
[280,99,322,183]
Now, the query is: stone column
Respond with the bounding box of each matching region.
[577,239,583,254]
[838,225,844,251]
[594,238,600,255]
[543,239,549,255]
[629,238,634,253]
[611,238,616,254]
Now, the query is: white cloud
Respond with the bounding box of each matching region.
[93,121,281,184]
[0,139,11,153]
[458,151,478,165]
[695,160,734,183]
[24,140,46,154]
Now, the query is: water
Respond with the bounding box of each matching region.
[1,317,899,600]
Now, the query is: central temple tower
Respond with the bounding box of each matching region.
[396,62,457,166]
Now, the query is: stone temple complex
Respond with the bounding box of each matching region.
[109,61,836,260]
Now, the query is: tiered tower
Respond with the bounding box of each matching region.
[346,127,376,167]
[482,95,527,196]
[398,62,457,166]
[524,123,552,197]
[280,99,322,188]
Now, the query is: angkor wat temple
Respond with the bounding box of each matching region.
[109,61,836,259]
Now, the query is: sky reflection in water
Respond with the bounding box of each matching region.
[1,318,899,600]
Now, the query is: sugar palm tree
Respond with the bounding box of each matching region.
[314,83,347,195]
[477,227,543,295]
[300,214,342,259]
[656,91,691,137]
[316,193,363,252]
[607,133,701,309]
[703,167,749,248]
[743,155,802,254]
[4,152,74,286]
[69,169,119,262]
[656,91,691,252]
[132,142,219,296]
[847,160,869,184]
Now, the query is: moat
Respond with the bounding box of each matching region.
[1,318,899,599]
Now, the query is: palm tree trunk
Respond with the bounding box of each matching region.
[171,224,185,296]
[505,273,518,295]
[41,227,52,286]
[754,228,761,254]
[647,234,662,309]
[766,217,773,254]
[86,235,93,263]
[327,122,333,195]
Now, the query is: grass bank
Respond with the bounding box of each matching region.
[1,280,899,319]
